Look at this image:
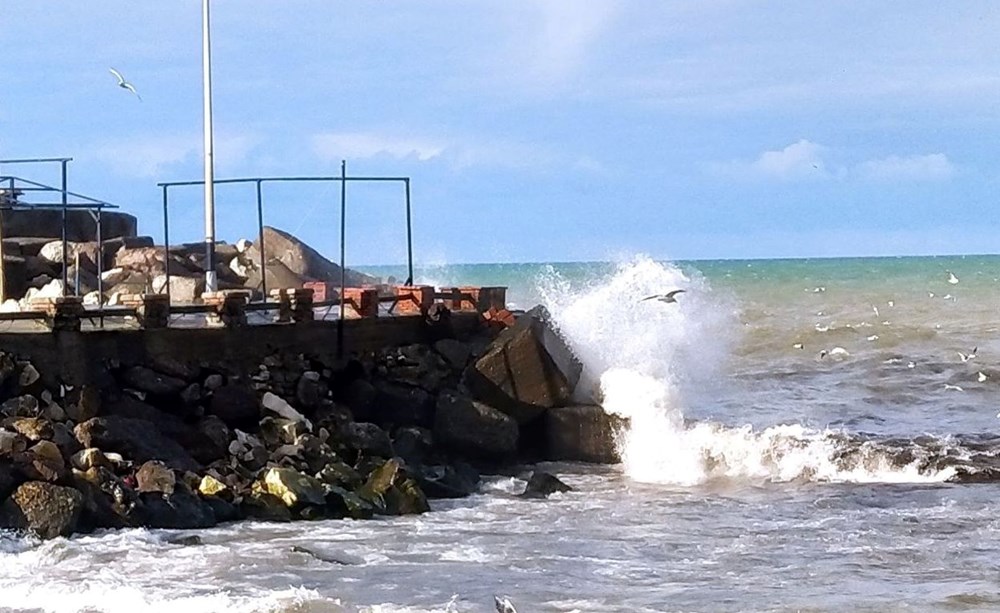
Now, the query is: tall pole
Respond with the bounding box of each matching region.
[202,0,218,292]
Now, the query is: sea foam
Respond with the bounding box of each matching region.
[536,255,956,485]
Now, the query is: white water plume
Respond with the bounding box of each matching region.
[538,256,955,486]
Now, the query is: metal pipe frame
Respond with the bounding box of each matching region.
[157,172,414,306]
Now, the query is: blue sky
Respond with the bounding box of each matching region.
[2,2,999,264]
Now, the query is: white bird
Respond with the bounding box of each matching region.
[640,289,685,303]
[958,347,978,363]
[109,67,141,100]
[872,304,880,318]
[494,595,518,613]
[978,371,988,383]
[792,343,804,350]
[944,384,964,392]
[947,271,959,285]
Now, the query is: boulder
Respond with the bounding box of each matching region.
[151,274,205,304]
[247,226,377,289]
[0,395,39,418]
[135,460,176,495]
[1,209,137,242]
[392,426,434,466]
[241,491,293,522]
[433,393,518,460]
[545,405,626,464]
[71,448,113,471]
[261,392,312,429]
[371,382,434,428]
[257,467,326,509]
[520,471,573,499]
[74,416,200,472]
[295,371,325,410]
[342,422,393,459]
[208,384,260,428]
[22,440,67,482]
[137,489,216,529]
[433,338,473,370]
[5,417,53,441]
[240,258,306,293]
[464,306,581,424]
[323,485,375,519]
[0,481,83,538]
[416,462,480,499]
[71,467,140,530]
[122,366,187,397]
[65,385,100,423]
[0,460,24,501]
[1,255,27,300]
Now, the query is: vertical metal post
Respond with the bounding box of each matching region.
[0,200,6,304]
[338,160,346,357]
[60,159,68,296]
[202,0,218,293]
[162,185,171,304]
[404,178,413,286]
[256,180,266,300]
[96,207,104,328]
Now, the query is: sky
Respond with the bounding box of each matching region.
[2,1,999,265]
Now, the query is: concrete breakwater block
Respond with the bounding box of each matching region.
[544,405,628,464]
[464,305,582,424]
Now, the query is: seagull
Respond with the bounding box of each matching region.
[872,304,880,319]
[109,67,141,100]
[944,383,964,392]
[947,271,959,285]
[958,347,978,363]
[640,289,685,303]
[978,371,988,383]
[494,595,518,613]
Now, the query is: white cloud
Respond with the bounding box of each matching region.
[856,153,955,182]
[312,132,445,162]
[91,132,260,179]
[711,139,828,181]
[529,1,620,83]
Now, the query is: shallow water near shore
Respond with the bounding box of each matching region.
[4,254,1000,612]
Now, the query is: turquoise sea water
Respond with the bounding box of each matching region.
[4,254,1000,612]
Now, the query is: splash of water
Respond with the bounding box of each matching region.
[537,255,955,485]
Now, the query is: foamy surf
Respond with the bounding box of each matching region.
[539,255,961,486]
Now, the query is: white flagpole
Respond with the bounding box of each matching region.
[202,0,218,292]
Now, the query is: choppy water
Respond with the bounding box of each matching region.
[5,255,1000,612]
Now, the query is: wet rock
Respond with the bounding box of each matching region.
[315,461,364,489]
[520,471,573,499]
[74,416,200,472]
[203,374,224,391]
[135,460,176,495]
[392,426,434,466]
[50,422,83,460]
[0,481,83,539]
[342,422,393,459]
[138,489,216,529]
[122,366,187,397]
[545,405,626,464]
[324,485,375,519]
[291,545,353,565]
[18,363,40,388]
[208,384,260,429]
[417,463,481,499]
[257,467,326,509]
[167,534,202,546]
[71,467,140,530]
[464,306,581,424]
[382,344,451,391]
[433,393,518,460]
[241,491,293,522]
[0,430,28,456]
[198,474,229,498]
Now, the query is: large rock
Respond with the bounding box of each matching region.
[135,460,176,494]
[240,258,306,293]
[0,481,83,539]
[433,393,518,460]
[1,209,137,242]
[151,274,205,304]
[257,467,326,510]
[520,471,573,499]
[464,306,581,424]
[248,226,377,289]
[544,405,626,464]
[208,384,260,428]
[121,366,187,396]
[74,416,200,472]
[371,382,434,428]
[137,489,216,529]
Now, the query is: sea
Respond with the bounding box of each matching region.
[3,254,1000,613]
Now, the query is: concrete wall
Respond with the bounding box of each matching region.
[0,313,482,386]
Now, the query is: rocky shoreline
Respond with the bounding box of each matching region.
[0,306,625,539]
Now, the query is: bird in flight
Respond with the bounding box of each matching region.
[109,67,141,100]
[958,347,977,363]
[640,289,686,303]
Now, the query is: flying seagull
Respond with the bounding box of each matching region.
[494,595,517,613]
[640,289,686,303]
[109,67,141,100]
[958,347,978,363]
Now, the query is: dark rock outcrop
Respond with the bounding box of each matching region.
[0,481,83,538]
[545,405,625,464]
[433,392,518,460]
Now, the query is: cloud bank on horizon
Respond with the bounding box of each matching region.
[0,1,997,263]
